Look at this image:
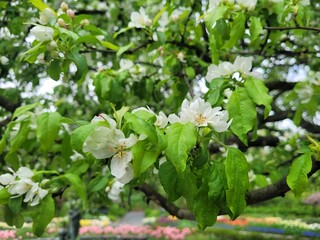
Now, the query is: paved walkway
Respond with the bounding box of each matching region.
[118,211,145,226]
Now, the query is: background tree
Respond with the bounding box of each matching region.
[0,0,320,236]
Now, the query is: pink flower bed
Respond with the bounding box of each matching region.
[79,225,193,240]
[0,230,16,239]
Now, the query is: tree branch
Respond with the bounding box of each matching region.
[134,184,195,220]
[136,159,320,220]
[209,136,280,153]
[246,158,320,204]
[0,95,20,112]
[265,81,295,91]
[265,26,320,32]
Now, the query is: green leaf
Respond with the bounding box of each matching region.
[10,121,30,153]
[116,42,134,58]
[159,161,182,202]
[205,5,228,31]
[29,0,56,13]
[47,59,61,80]
[0,188,10,205]
[287,153,312,197]
[67,160,89,175]
[59,173,87,205]
[225,147,249,220]
[208,161,228,205]
[5,152,19,170]
[88,175,109,192]
[36,112,61,152]
[8,196,22,214]
[124,112,158,145]
[186,67,195,79]
[70,121,105,154]
[12,103,39,119]
[68,50,88,81]
[205,78,227,105]
[94,75,124,103]
[57,27,79,40]
[19,42,46,63]
[194,179,219,230]
[245,77,272,118]
[32,195,55,237]
[165,122,197,174]
[4,206,24,228]
[227,87,257,145]
[99,40,119,51]
[179,166,197,209]
[223,12,246,49]
[249,17,262,41]
[132,140,161,177]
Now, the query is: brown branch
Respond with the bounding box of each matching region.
[265,26,320,32]
[209,136,280,154]
[265,81,295,91]
[0,95,20,112]
[246,158,320,204]
[137,159,320,220]
[134,184,195,220]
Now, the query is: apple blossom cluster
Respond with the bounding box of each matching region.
[205,56,260,82]
[83,97,231,194]
[30,2,82,43]
[0,167,48,206]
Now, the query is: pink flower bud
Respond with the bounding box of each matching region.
[67,9,75,18]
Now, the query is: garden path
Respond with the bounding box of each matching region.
[118,211,145,226]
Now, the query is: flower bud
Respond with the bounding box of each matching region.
[49,40,58,49]
[67,9,75,18]
[60,2,69,12]
[50,50,58,58]
[57,18,66,27]
[80,19,90,27]
[0,56,9,65]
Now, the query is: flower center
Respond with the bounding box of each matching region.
[195,114,206,125]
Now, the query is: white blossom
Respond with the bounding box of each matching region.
[155,111,168,128]
[168,98,231,132]
[171,8,183,21]
[84,123,137,183]
[132,107,168,128]
[236,0,257,10]
[39,8,56,25]
[223,88,233,103]
[233,56,253,75]
[205,61,234,82]
[128,7,152,28]
[300,0,310,6]
[157,12,169,32]
[30,25,54,42]
[91,113,117,128]
[0,56,9,65]
[119,59,134,71]
[177,52,186,63]
[205,56,257,82]
[0,167,48,206]
[107,180,124,202]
